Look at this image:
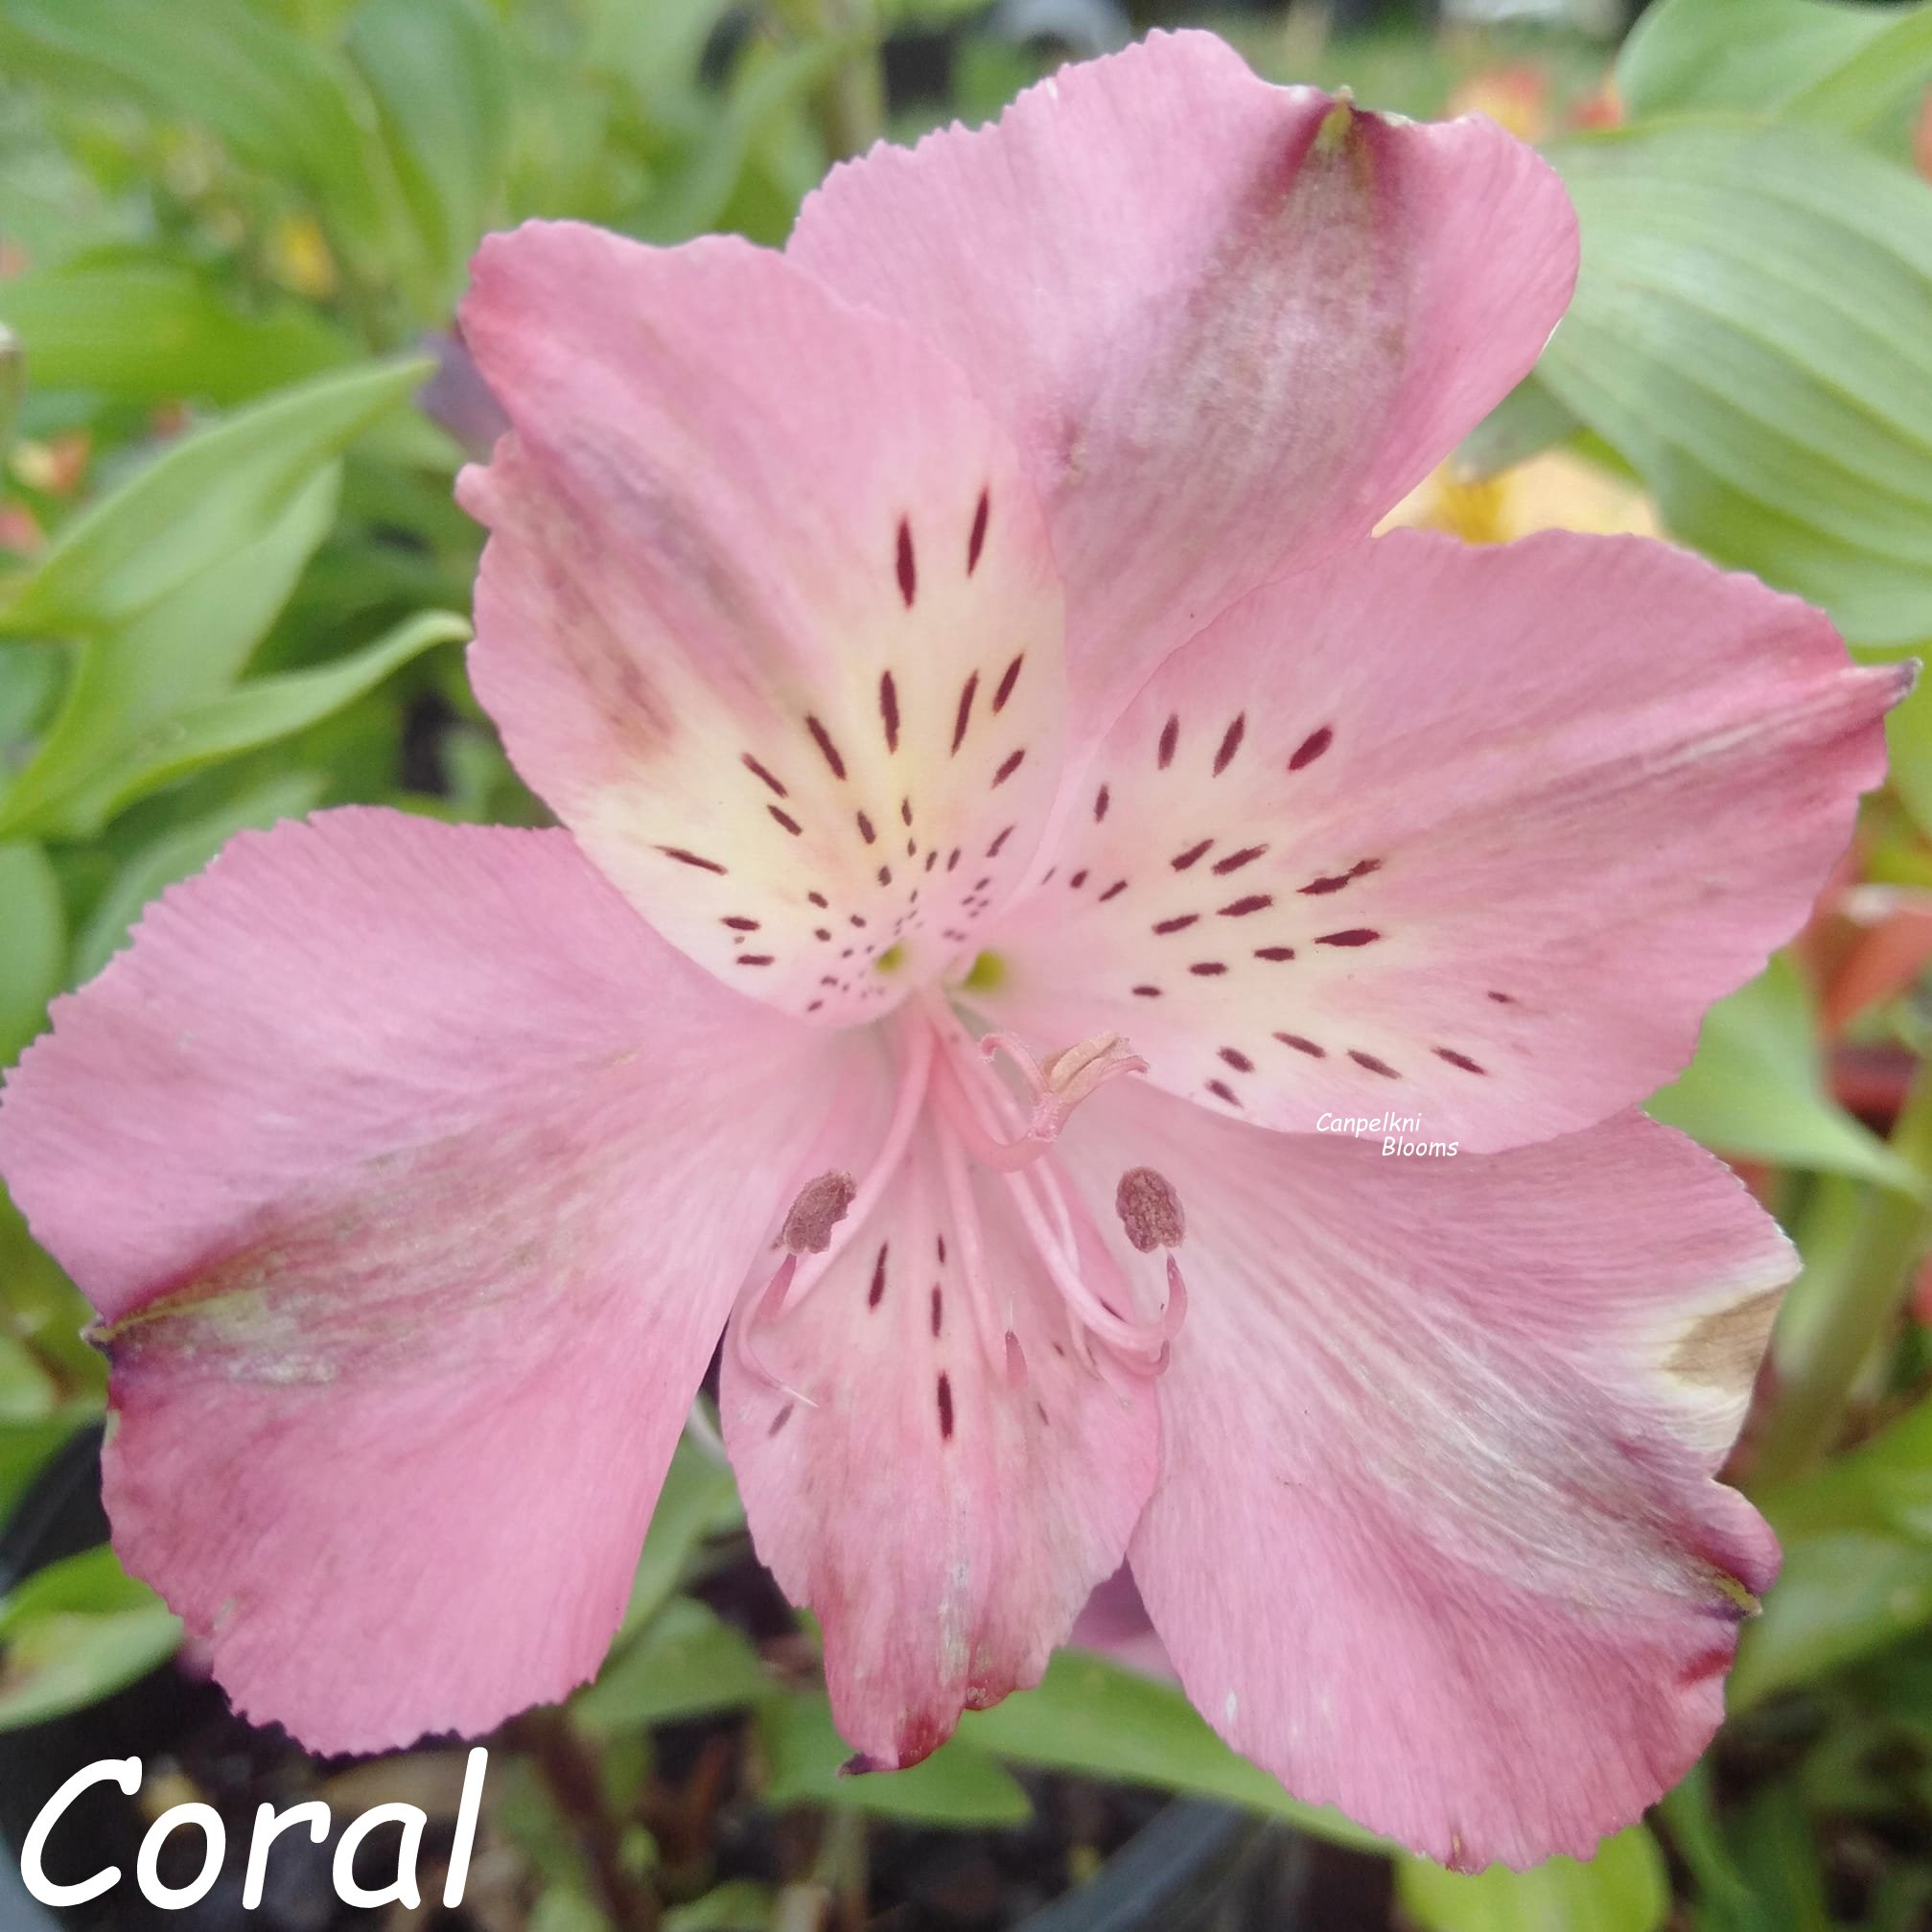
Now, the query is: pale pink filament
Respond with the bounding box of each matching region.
[734,991,1187,1403]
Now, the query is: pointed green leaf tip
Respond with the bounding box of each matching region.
[1314,91,1358,156]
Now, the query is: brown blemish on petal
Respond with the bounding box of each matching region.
[1667,1289,1782,1396]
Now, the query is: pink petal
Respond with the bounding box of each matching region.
[972,529,1904,1152]
[1056,1080,1787,1867]
[458,224,1067,1024]
[719,1111,1158,1767]
[0,810,859,1752]
[787,31,1577,732]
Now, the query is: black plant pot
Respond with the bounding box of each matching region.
[0,1434,1338,1930]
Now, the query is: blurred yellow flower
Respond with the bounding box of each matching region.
[268,212,338,300]
[1377,450,1663,546]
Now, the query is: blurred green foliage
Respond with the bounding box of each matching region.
[4,0,1932,1926]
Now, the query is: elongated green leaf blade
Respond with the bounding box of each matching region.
[45,609,467,828]
[0,359,430,637]
[0,840,62,1064]
[1544,121,1932,650]
[574,1598,770,1735]
[960,1651,1383,1850]
[763,1694,1032,1826]
[1397,1827,1669,1932]
[0,1546,180,1730]
[0,466,339,838]
[347,0,514,300]
[1617,0,1903,122]
[0,264,353,406]
[1645,955,1918,1190]
[0,0,398,259]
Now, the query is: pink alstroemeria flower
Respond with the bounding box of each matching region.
[0,32,1910,1868]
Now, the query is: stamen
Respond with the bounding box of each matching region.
[730,1250,817,1408]
[1115,1168,1185,1252]
[787,1019,935,1301]
[781,1171,857,1252]
[1004,1175,1170,1366]
[919,998,1190,1381]
[733,1032,936,1404]
[936,1122,1029,1386]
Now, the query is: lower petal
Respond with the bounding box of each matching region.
[1057,1081,1787,1867]
[0,811,857,1751]
[720,1108,1158,1767]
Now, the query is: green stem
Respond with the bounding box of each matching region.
[770,0,884,159]
[1754,1059,1932,1487]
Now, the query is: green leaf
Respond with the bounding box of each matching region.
[1396,1827,1668,1932]
[1617,0,1912,124]
[1735,1400,1932,1705]
[618,1439,743,1642]
[637,37,838,244]
[0,322,20,462]
[0,1418,88,1526]
[71,773,329,983]
[959,1651,1383,1851]
[346,0,513,303]
[1645,954,1918,1190]
[1453,375,1583,483]
[0,358,431,638]
[1542,121,1932,651]
[1659,1764,1772,1932]
[0,465,339,838]
[0,644,60,752]
[1784,9,1932,135]
[0,1544,154,1629]
[1886,669,1932,846]
[0,1334,59,1425]
[43,609,466,829]
[0,264,353,407]
[0,0,399,263]
[580,0,736,107]
[0,1187,101,1408]
[663,1881,776,1932]
[1737,1531,1932,1708]
[762,1694,1033,1827]
[0,1545,180,1730]
[528,1888,613,1932]
[574,1597,770,1735]
[1729,1781,1831,1932]
[0,840,62,1064]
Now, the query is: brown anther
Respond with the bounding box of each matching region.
[781,1171,858,1253]
[1116,1168,1185,1253]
